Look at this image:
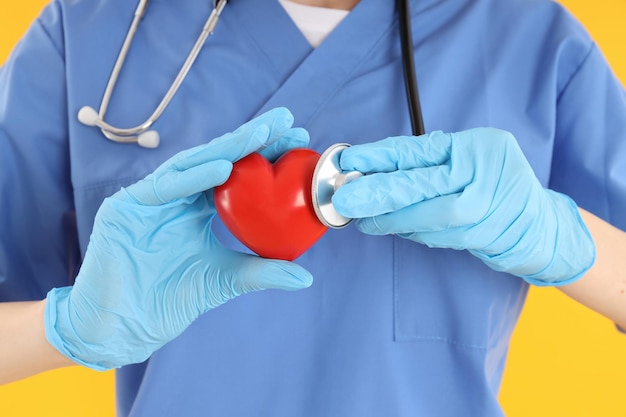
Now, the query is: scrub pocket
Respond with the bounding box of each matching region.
[392,236,526,349]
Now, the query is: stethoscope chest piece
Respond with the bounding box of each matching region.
[312,143,362,229]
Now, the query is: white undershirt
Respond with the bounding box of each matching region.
[278,0,350,48]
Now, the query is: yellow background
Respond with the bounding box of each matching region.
[1,1,625,416]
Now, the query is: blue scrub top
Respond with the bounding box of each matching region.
[1,0,625,416]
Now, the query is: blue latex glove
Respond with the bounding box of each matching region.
[44,108,313,370]
[332,128,595,286]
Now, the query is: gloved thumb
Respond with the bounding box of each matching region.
[248,259,314,291]
[204,252,313,310]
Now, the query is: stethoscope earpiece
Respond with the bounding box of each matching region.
[77,106,100,127]
[137,131,160,149]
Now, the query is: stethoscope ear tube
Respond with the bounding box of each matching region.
[77,0,228,147]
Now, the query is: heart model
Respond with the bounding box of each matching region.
[214,148,328,261]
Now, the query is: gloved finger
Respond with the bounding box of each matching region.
[259,127,310,162]
[338,130,453,173]
[121,108,298,205]
[352,192,491,237]
[204,251,314,309]
[150,160,234,204]
[332,163,470,218]
[123,123,270,205]
[120,159,233,205]
[171,107,297,170]
[233,256,314,292]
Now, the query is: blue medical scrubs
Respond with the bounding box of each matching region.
[1,0,625,415]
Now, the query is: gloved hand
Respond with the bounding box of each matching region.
[44,108,313,370]
[332,128,595,285]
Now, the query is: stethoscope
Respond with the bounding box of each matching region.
[77,0,228,148]
[78,0,425,228]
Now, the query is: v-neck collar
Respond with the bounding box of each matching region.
[229,0,437,126]
[231,0,421,125]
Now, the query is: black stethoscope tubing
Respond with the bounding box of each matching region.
[398,0,425,136]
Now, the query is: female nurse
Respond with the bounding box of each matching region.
[1,1,625,415]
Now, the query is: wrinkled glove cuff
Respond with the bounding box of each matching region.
[44,287,110,371]
[519,191,596,286]
[471,190,595,286]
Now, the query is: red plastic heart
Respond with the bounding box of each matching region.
[214,149,328,261]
